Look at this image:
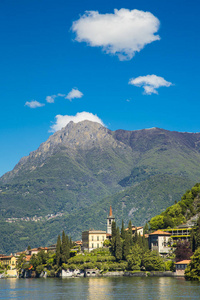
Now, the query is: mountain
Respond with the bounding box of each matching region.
[1,120,200,253]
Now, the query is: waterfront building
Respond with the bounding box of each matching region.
[175,260,191,276]
[82,230,107,252]
[148,230,172,255]
[0,255,17,270]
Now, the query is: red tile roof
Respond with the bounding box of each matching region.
[149,230,171,236]
[75,241,82,245]
[175,260,191,265]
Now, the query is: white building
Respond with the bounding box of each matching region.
[148,230,171,255]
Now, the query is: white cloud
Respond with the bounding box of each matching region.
[25,100,45,108]
[50,111,104,132]
[46,95,57,103]
[129,75,173,94]
[71,9,160,61]
[65,88,83,101]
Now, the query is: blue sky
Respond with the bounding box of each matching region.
[0,0,199,176]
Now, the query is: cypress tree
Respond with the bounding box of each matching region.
[62,231,70,263]
[123,231,130,260]
[128,220,133,246]
[143,223,149,234]
[115,227,122,261]
[56,235,62,266]
[112,221,117,238]
[111,221,117,255]
[121,220,125,240]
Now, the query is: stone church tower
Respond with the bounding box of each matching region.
[107,206,115,234]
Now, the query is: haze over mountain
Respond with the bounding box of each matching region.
[1,120,200,253]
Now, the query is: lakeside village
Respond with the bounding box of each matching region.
[0,206,199,280]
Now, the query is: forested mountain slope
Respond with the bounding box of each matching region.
[1,121,200,253]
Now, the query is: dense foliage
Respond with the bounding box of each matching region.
[185,248,200,281]
[149,183,200,230]
[174,241,193,262]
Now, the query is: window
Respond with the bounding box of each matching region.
[92,243,94,248]
[92,236,94,241]
[102,236,104,241]
[109,219,111,225]
[97,236,99,241]
[97,243,99,248]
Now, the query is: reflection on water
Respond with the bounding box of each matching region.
[0,277,200,299]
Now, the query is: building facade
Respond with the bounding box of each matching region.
[149,230,171,255]
[175,260,191,276]
[0,255,17,270]
[82,230,107,252]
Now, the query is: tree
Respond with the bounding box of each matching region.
[56,235,62,267]
[115,227,122,261]
[123,231,130,260]
[61,231,70,263]
[16,253,27,275]
[127,220,133,246]
[143,223,149,234]
[121,220,125,240]
[191,217,200,252]
[185,248,200,281]
[142,251,165,271]
[175,240,193,262]
[112,221,117,239]
[111,221,117,255]
[127,244,142,270]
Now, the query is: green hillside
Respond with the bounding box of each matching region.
[149,183,200,230]
[1,121,200,253]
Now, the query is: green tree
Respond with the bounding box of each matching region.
[112,221,117,238]
[16,253,27,275]
[111,221,117,255]
[56,235,62,267]
[142,251,165,271]
[143,223,149,234]
[121,220,125,240]
[61,231,70,263]
[123,231,130,260]
[185,248,200,281]
[115,227,122,261]
[127,244,142,270]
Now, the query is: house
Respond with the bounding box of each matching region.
[148,230,171,255]
[162,225,192,242]
[26,247,49,256]
[125,225,144,236]
[82,230,107,252]
[175,260,191,276]
[0,255,17,270]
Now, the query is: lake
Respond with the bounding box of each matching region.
[0,277,200,299]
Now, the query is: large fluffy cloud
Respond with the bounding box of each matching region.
[71,9,160,60]
[65,88,83,101]
[129,75,173,94]
[50,112,104,132]
[25,100,45,108]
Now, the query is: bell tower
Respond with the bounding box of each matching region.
[107,206,115,234]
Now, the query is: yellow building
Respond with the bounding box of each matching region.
[0,255,17,269]
[82,230,107,252]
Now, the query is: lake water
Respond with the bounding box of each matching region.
[0,277,200,299]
